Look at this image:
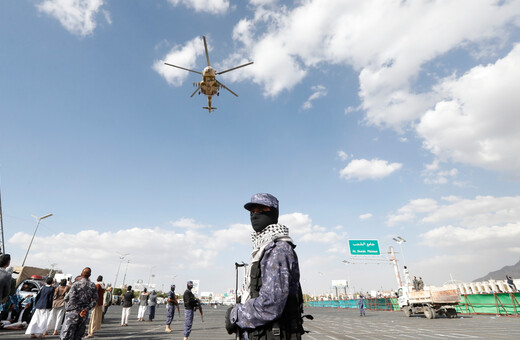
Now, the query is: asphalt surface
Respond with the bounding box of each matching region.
[2,305,520,339]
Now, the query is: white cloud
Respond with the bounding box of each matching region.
[339,158,402,181]
[7,221,252,288]
[422,161,459,185]
[420,223,520,248]
[302,85,327,110]
[417,44,520,177]
[337,151,349,161]
[421,195,520,227]
[170,217,209,229]
[231,0,520,109]
[167,0,230,14]
[280,212,342,245]
[226,1,520,177]
[386,198,438,226]
[359,213,372,220]
[387,195,520,229]
[153,37,205,86]
[36,0,107,37]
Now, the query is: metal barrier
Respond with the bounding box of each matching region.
[307,293,520,317]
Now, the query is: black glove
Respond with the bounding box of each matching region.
[225,306,237,335]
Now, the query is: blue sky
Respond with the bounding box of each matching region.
[1,0,520,295]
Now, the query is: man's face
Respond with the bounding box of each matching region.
[249,204,271,214]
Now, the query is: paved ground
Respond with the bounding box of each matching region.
[2,305,520,339]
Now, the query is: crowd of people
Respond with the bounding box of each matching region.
[0,260,114,339]
[1,192,308,340]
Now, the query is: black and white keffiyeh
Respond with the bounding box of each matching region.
[251,224,290,250]
[241,223,293,303]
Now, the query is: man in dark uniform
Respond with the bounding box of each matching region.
[165,285,179,332]
[225,193,304,340]
[60,267,98,340]
[183,281,200,340]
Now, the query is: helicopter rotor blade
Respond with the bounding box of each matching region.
[164,62,202,74]
[203,36,211,67]
[216,80,238,97]
[217,61,254,75]
[190,84,201,97]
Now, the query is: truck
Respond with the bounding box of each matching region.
[397,285,461,319]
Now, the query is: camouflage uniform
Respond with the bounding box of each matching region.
[165,289,177,325]
[230,237,300,338]
[60,278,98,340]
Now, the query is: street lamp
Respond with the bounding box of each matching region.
[22,213,53,267]
[113,253,129,288]
[148,266,156,289]
[392,236,407,266]
[122,260,130,288]
[342,260,351,295]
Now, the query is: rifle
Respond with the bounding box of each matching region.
[235,262,247,340]
[197,302,204,322]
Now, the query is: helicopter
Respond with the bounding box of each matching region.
[164,36,253,113]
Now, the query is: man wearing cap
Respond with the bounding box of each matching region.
[225,193,304,340]
[60,267,98,340]
[165,285,179,332]
[183,281,200,340]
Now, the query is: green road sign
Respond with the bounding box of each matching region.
[348,239,380,255]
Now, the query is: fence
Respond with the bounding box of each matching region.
[307,293,520,316]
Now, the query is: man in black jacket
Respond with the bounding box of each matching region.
[182,281,199,340]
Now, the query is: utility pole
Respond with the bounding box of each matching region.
[390,246,402,287]
[0,185,5,254]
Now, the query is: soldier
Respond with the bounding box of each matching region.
[418,277,424,291]
[412,276,419,290]
[165,285,179,332]
[358,295,366,316]
[60,267,98,340]
[183,281,200,340]
[225,193,303,340]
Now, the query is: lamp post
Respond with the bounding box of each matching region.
[22,213,53,267]
[114,253,129,288]
[342,260,351,296]
[148,266,156,289]
[122,260,130,288]
[392,236,407,266]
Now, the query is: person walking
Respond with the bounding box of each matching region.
[86,275,105,338]
[47,279,70,336]
[59,268,98,340]
[120,286,133,326]
[137,288,149,321]
[183,281,200,340]
[26,277,54,338]
[225,193,304,340]
[147,290,157,322]
[165,285,179,332]
[101,286,112,323]
[358,295,366,316]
